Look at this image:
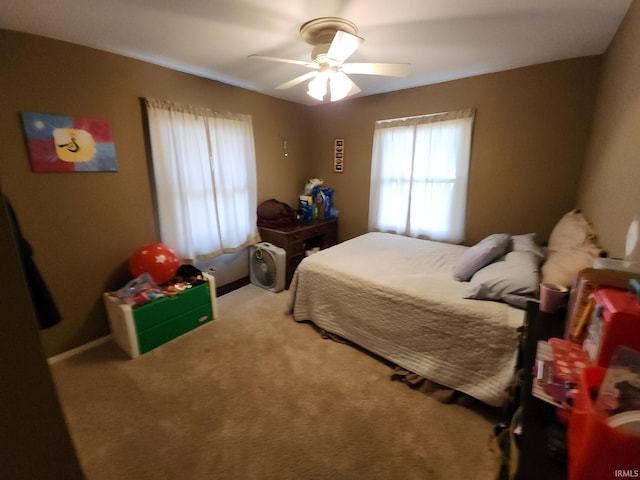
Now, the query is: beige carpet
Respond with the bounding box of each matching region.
[50,284,501,480]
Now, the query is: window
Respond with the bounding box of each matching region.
[144,98,260,261]
[368,108,474,244]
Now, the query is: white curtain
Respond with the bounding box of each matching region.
[144,98,260,261]
[368,108,474,244]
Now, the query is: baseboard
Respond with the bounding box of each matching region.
[47,335,112,365]
[217,276,250,296]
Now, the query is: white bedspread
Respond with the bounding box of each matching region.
[288,232,524,407]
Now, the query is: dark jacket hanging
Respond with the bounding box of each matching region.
[5,197,62,329]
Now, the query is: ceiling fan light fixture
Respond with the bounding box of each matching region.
[251,17,410,103]
[307,72,328,101]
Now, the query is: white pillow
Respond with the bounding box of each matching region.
[547,209,600,251]
[541,210,602,287]
[542,250,597,287]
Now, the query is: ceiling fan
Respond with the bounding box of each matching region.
[249,17,410,102]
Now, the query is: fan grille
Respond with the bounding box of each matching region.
[251,248,277,287]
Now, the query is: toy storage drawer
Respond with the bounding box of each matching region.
[133,282,211,332]
[137,302,213,354]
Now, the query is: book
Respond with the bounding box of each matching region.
[565,268,638,341]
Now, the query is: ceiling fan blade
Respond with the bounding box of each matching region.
[341,62,410,77]
[275,71,318,90]
[346,78,362,97]
[329,72,361,102]
[326,30,364,64]
[249,54,319,69]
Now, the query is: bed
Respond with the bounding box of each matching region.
[287,211,604,407]
[287,232,528,407]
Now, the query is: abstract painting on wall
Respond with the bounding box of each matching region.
[21,111,118,172]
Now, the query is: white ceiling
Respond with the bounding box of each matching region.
[0,0,632,106]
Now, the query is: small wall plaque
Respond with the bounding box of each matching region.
[334,138,344,172]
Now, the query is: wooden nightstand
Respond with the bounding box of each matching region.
[258,219,338,289]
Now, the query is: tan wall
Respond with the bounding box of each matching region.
[577,0,640,259]
[0,30,313,356]
[308,57,601,245]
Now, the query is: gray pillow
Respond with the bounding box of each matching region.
[463,251,541,309]
[453,233,511,281]
[511,233,545,260]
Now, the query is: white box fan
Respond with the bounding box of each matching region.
[249,242,286,292]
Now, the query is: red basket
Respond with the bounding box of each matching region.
[568,367,640,480]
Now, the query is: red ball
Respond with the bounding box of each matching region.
[130,243,180,284]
